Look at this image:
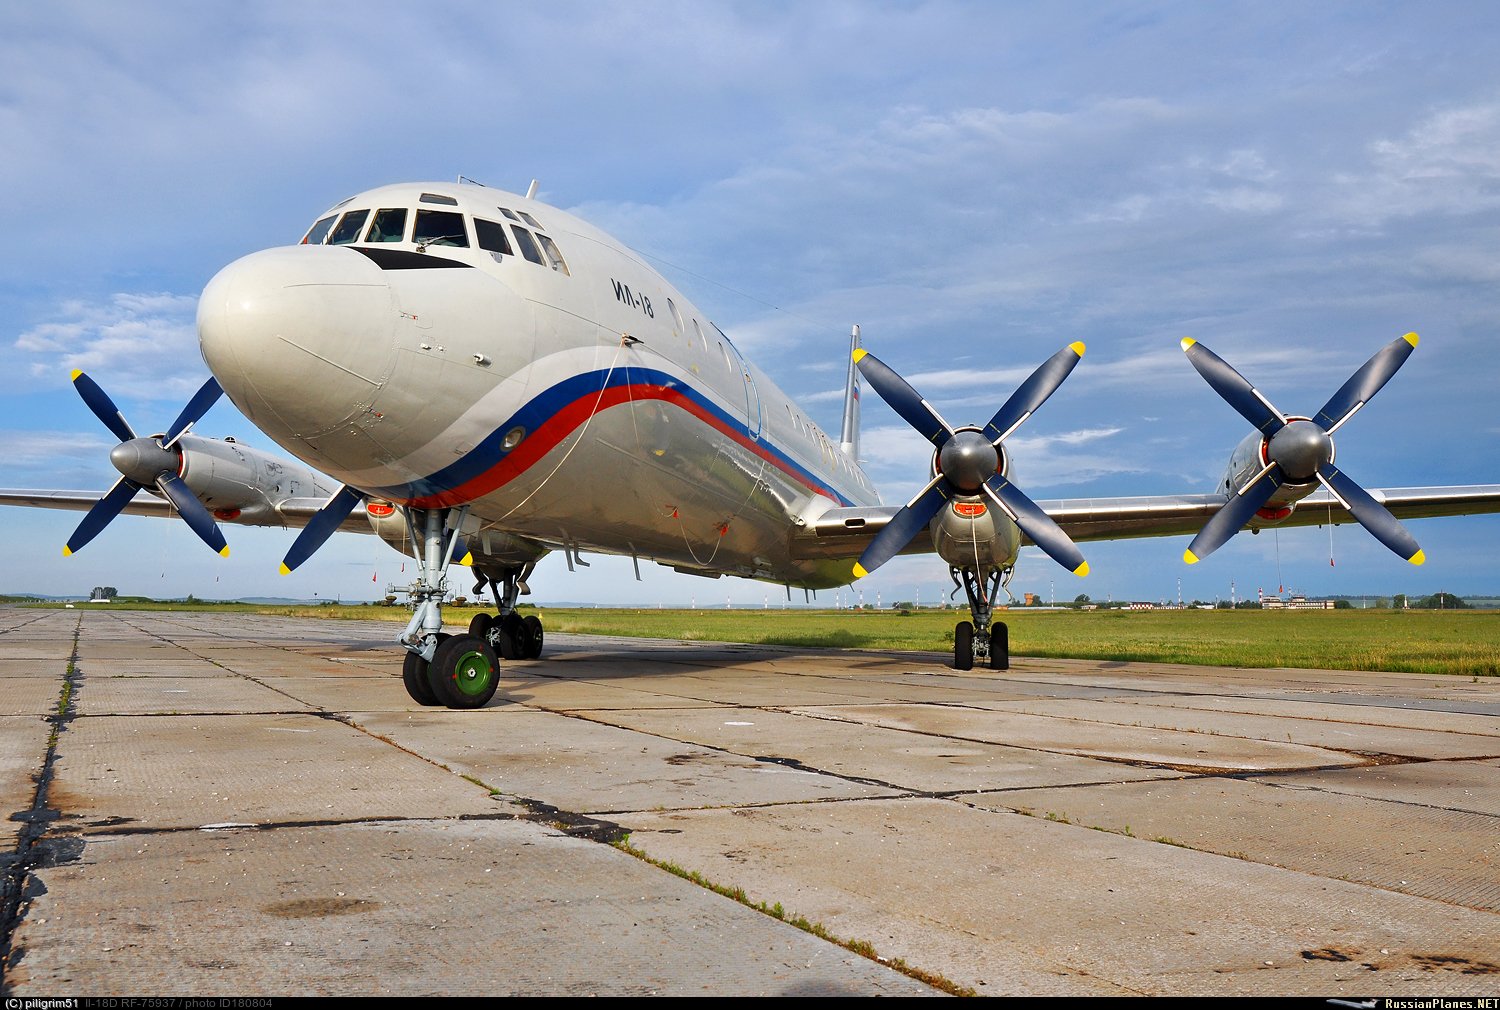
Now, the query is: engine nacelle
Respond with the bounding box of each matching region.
[928,497,1021,571]
[1218,428,1321,528]
[175,433,339,525]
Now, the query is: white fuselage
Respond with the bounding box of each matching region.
[198,182,880,588]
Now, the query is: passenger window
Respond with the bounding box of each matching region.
[413,210,469,248]
[328,210,370,245]
[302,215,336,245]
[510,226,545,265]
[364,208,407,243]
[474,218,513,255]
[518,210,543,229]
[535,234,570,275]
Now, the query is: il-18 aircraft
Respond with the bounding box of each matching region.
[5,179,1499,706]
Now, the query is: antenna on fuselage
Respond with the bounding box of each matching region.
[840,324,861,461]
[525,179,539,200]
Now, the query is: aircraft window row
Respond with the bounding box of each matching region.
[299,206,570,274]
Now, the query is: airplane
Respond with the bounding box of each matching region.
[5,178,1499,707]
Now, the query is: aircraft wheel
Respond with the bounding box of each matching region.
[989,622,1009,671]
[521,615,544,659]
[953,621,974,671]
[401,632,448,706]
[428,633,500,709]
[494,613,524,660]
[468,612,492,639]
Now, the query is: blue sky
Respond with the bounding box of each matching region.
[3,1,1499,606]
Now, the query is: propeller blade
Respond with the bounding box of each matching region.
[853,475,951,578]
[279,485,363,574]
[64,476,143,556]
[1183,467,1281,564]
[1313,333,1418,434]
[1180,338,1286,437]
[160,376,224,448]
[982,475,1088,575]
[70,370,137,443]
[983,342,1086,444]
[853,349,952,448]
[1317,463,1424,564]
[155,472,229,557]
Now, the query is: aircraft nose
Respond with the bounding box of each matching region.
[198,246,398,440]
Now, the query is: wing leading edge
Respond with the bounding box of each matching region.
[791,485,1500,561]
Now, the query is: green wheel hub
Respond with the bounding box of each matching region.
[451,648,496,696]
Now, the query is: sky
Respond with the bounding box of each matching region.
[3,1,1500,607]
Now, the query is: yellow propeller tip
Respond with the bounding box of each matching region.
[62,546,73,558]
[219,546,231,558]
[1183,548,1199,565]
[457,552,473,567]
[852,348,867,363]
[1180,336,1197,350]
[852,563,868,579]
[1073,561,1089,577]
[69,369,83,381]
[1408,549,1425,566]
[1069,341,1086,357]
[278,563,292,576]
[1403,332,1420,347]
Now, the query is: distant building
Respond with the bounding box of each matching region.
[1126,601,1156,610]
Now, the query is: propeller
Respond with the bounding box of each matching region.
[851,344,1090,579]
[280,485,363,574]
[63,371,228,557]
[1180,333,1424,566]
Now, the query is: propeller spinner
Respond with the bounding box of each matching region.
[851,344,1090,579]
[64,371,229,557]
[1180,333,1425,566]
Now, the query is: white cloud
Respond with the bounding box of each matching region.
[14,293,205,401]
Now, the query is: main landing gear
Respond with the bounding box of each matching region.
[950,566,1009,672]
[394,508,545,710]
[468,564,544,661]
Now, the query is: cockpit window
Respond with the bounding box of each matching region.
[328,210,370,245]
[474,217,513,256]
[518,210,543,229]
[535,234,570,275]
[510,225,544,264]
[302,214,336,245]
[413,209,469,248]
[364,208,407,243]
[419,192,459,206]
[498,207,522,222]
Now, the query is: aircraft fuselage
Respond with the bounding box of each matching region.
[198,182,883,589]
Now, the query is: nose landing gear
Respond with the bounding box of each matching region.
[395,506,505,709]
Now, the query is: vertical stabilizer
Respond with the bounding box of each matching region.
[839,324,861,461]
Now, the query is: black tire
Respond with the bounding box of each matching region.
[468,612,492,639]
[989,621,1009,670]
[428,633,500,709]
[521,615,544,659]
[494,613,524,660]
[401,632,448,706]
[954,621,974,671]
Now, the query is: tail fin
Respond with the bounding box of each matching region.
[839,324,861,461]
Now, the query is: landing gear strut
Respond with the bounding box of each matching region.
[469,563,544,661]
[950,566,1009,671]
[395,506,500,709]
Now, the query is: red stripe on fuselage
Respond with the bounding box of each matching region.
[399,382,845,509]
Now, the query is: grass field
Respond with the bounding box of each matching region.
[39,600,1500,676]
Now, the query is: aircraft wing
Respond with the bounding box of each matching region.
[0,489,373,534]
[792,485,1500,560]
